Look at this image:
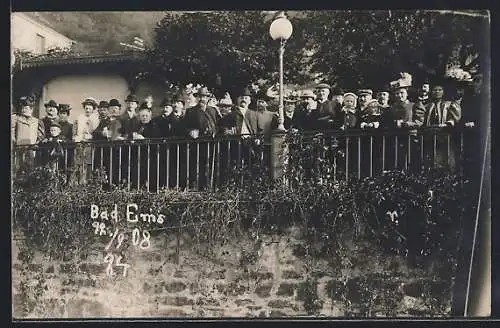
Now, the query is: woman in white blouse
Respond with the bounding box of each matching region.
[73,98,99,142]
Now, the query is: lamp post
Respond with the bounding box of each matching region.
[269,11,293,131]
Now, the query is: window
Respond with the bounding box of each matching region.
[35,34,46,54]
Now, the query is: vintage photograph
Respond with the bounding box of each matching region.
[11,10,490,318]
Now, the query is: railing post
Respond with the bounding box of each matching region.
[271,130,288,183]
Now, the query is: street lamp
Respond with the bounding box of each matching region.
[269,11,293,131]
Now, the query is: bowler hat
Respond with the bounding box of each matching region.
[82,97,98,108]
[99,101,109,108]
[19,96,34,107]
[300,90,316,99]
[316,83,331,90]
[50,121,61,128]
[58,104,71,114]
[109,99,121,107]
[239,87,252,97]
[378,84,391,93]
[357,89,373,96]
[125,94,139,103]
[194,87,211,97]
[160,96,173,107]
[45,99,58,108]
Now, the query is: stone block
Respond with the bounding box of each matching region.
[174,270,188,279]
[235,299,254,306]
[65,298,106,317]
[165,281,187,293]
[59,263,78,274]
[255,283,273,298]
[196,297,220,307]
[247,305,262,311]
[207,270,226,280]
[27,263,43,271]
[326,280,347,301]
[282,270,302,280]
[158,308,188,317]
[79,263,104,275]
[277,283,297,296]
[45,265,55,274]
[268,299,292,309]
[162,296,194,306]
[216,282,248,296]
[243,271,274,281]
[270,310,288,317]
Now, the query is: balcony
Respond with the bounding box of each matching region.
[11,126,480,193]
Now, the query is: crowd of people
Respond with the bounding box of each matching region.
[11,71,478,189]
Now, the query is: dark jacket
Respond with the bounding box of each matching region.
[59,121,73,141]
[316,99,340,129]
[119,112,141,139]
[383,101,415,128]
[294,108,321,131]
[41,116,59,138]
[183,104,220,137]
[284,113,301,130]
[136,120,162,139]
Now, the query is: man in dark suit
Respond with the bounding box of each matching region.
[131,104,162,191]
[153,96,174,138]
[162,97,187,189]
[119,94,141,140]
[56,104,74,175]
[183,86,220,190]
[315,83,341,130]
[295,89,321,131]
[41,99,60,138]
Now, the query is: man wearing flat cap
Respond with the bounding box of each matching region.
[356,89,373,113]
[315,83,340,129]
[41,99,60,138]
[295,90,320,131]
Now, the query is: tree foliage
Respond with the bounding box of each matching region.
[148,10,488,93]
[297,10,487,90]
[147,11,310,96]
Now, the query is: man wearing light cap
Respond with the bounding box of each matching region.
[356,89,373,113]
[295,89,320,131]
[315,83,340,129]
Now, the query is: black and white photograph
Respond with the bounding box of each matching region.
[10,10,491,319]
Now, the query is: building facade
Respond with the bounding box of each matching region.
[11,13,75,55]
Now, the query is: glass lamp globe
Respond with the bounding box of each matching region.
[269,13,293,40]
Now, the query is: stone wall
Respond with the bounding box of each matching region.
[12,226,453,318]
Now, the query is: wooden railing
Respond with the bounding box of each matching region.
[12,126,479,192]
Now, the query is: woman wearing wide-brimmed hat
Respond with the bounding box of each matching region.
[12,96,45,172]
